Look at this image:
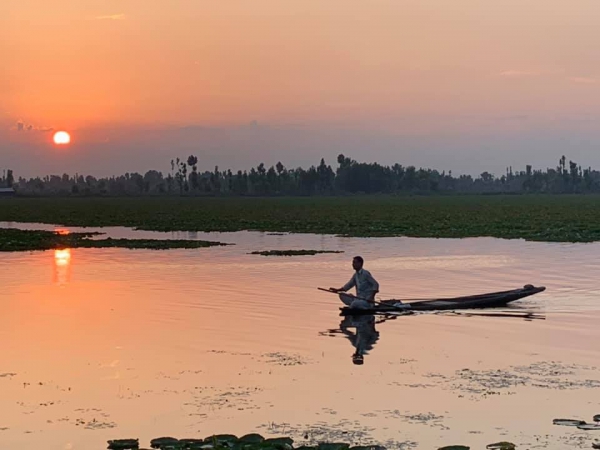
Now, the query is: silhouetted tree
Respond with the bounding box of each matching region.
[187,155,199,191]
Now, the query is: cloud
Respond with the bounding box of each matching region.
[12,120,54,132]
[568,76,598,84]
[95,13,125,20]
[499,70,537,78]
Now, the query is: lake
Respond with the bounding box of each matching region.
[1,222,599,450]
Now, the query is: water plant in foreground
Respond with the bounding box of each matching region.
[108,434,516,450]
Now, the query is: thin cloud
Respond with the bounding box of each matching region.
[499,70,537,78]
[95,13,125,21]
[11,120,54,132]
[569,77,598,84]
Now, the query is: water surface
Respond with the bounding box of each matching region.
[1,222,599,449]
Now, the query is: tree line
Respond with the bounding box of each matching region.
[3,154,600,196]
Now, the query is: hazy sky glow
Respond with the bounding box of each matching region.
[2,0,600,177]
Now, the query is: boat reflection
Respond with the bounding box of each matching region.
[321,308,544,365]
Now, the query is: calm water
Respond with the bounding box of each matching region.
[1,222,600,450]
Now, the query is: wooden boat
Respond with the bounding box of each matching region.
[339,284,545,316]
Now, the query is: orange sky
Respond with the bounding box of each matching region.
[2,1,600,176]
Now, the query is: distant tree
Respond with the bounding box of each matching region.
[276,161,285,175]
[12,152,600,197]
[480,172,494,183]
[187,155,199,191]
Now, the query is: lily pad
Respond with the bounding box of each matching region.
[249,250,343,257]
[438,447,470,450]
[239,434,265,444]
[205,435,239,446]
[317,444,350,450]
[259,438,293,450]
[486,442,516,450]
[553,419,586,426]
[578,423,600,430]
[349,447,386,450]
[180,439,206,449]
[108,439,140,450]
[151,437,180,449]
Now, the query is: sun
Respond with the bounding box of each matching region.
[53,131,71,145]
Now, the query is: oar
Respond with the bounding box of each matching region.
[318,287,371,302]
[317,287,410,311]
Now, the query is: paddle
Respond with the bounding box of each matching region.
[318,287,372,302]
[317,287,410,311]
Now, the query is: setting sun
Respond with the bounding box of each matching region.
[53,131,71,145]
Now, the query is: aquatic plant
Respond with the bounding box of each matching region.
[249,250,343,256]
[108,436,390,450]
[0,228,231,252]
[3,195,600,242]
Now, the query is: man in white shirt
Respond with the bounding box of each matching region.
[330,256,379,308]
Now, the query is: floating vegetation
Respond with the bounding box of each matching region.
[315,444,349,450]
[576,424,600,430]
[240,435,266,444]
[206,435,241,445]
[108,439,139,450]
[249,250,343,256]
[552,419,586,427]
[109,436,390,450]
[4,195,600,242]
[178,439,204,449]
[367,410,448,431]
[151,437,180,448]
[0,228,231,252]
[260,352,311,366]
[425,361,600,400]
[486,443,516,450]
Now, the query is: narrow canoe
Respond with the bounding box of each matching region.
[339,285,545,315]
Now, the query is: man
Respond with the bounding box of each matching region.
[330,256,379,309]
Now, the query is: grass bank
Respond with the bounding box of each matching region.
[0,195,598,242]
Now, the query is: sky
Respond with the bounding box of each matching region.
[2,0,600,178]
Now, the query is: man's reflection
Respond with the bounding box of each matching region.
[340,314,380,365]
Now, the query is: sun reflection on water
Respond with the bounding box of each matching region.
[53,248,72,285]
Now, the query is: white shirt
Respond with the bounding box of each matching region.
[342,268,379,299]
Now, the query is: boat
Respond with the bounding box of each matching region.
[338,284,545,316]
